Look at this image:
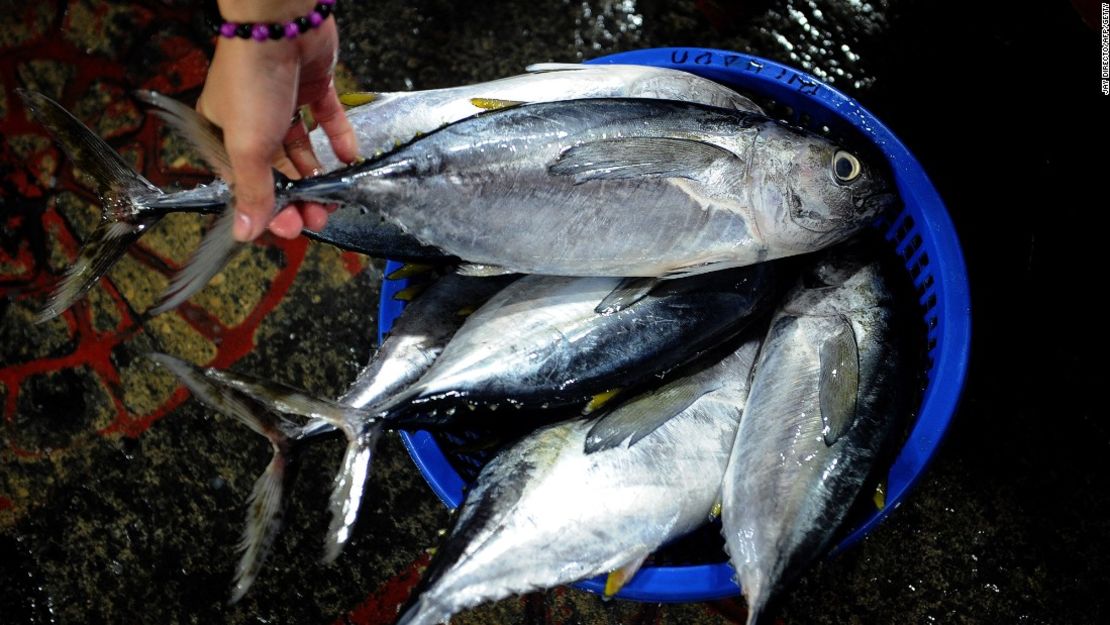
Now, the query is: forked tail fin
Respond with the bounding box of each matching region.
[132,90,245,316]
[152,352,387,595]
[146,353,302,602]
[202,366,385,563]
[18,89,163,322]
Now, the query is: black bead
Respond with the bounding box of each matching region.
[235,23,253,38]
[268,23,284,39]
[296,16,311,32]
[315,3,331,18]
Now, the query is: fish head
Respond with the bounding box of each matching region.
[751,121,898,251]
[790,246,893,317]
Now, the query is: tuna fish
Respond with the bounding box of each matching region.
[720,248,905,625]
[395,337,763,625]
[149,263,770,597]
[19,63,763,321]
[152,93,894,321]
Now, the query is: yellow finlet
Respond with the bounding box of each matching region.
[604,554,648,597]
[872,480,886,510]
[455,305,478,317]
[339,92,379,107]
[392,282,429,302]
[386,263,435,281]
[709,500,722,520]
[583,389,621,415]
[604,570,628,597]
[469,97,526,111]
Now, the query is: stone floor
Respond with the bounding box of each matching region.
[0,1,1103,624]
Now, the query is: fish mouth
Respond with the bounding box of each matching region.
[790,213,844,234]
[856,190,899,216]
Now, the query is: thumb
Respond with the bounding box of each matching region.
[226,141,277,242]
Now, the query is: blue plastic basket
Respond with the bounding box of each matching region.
[379,48,971,602]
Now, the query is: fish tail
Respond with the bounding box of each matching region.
[18,89,164,323]
[194,371,385,563]
[323,421,383,562]
[183,360,387,563]
[132,90,249,316]
[740,577,772,625]
[145,353,302,602]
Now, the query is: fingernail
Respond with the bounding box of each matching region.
[233,212,253,242]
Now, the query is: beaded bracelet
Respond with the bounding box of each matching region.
[217,0,336,41]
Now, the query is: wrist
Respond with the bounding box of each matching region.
[215,0,335,41]
[216,0,317,22]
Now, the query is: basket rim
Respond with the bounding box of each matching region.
[382,47,972,602]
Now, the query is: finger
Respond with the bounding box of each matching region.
[309,85,359,165]
[282,115,324,177]
[271,151,300,180]
[267,144,329,234]
[302,203,330,232]
[269,206,304,239]
[225,141,277,242]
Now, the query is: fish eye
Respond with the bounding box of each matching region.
[832,150,862,183]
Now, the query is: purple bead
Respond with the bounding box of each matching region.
[219,22,237,38]
[308,11,323,27]
[251,23,269,41]
[284,21,299,38]
[318,0,335,5]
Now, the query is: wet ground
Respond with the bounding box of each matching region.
[0,1,1103,624]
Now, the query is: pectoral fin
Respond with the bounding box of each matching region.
[818,318,860,446]
[584,379,718,453]
[595,277,660,315]
[604,552,650,597]
[549,137,736,184]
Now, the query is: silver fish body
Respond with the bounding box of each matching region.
[312,63,762,171]
[339,272,517,410]
[720,251,902,625]
[21,64,761,320]
[297,98,896,279]
[166,63,761,237]
[295,271,517,441]
[148,264,766,598]
[397,338,762,625]
[375,265,772,427]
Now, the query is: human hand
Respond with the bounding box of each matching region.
[197,0,358,242]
